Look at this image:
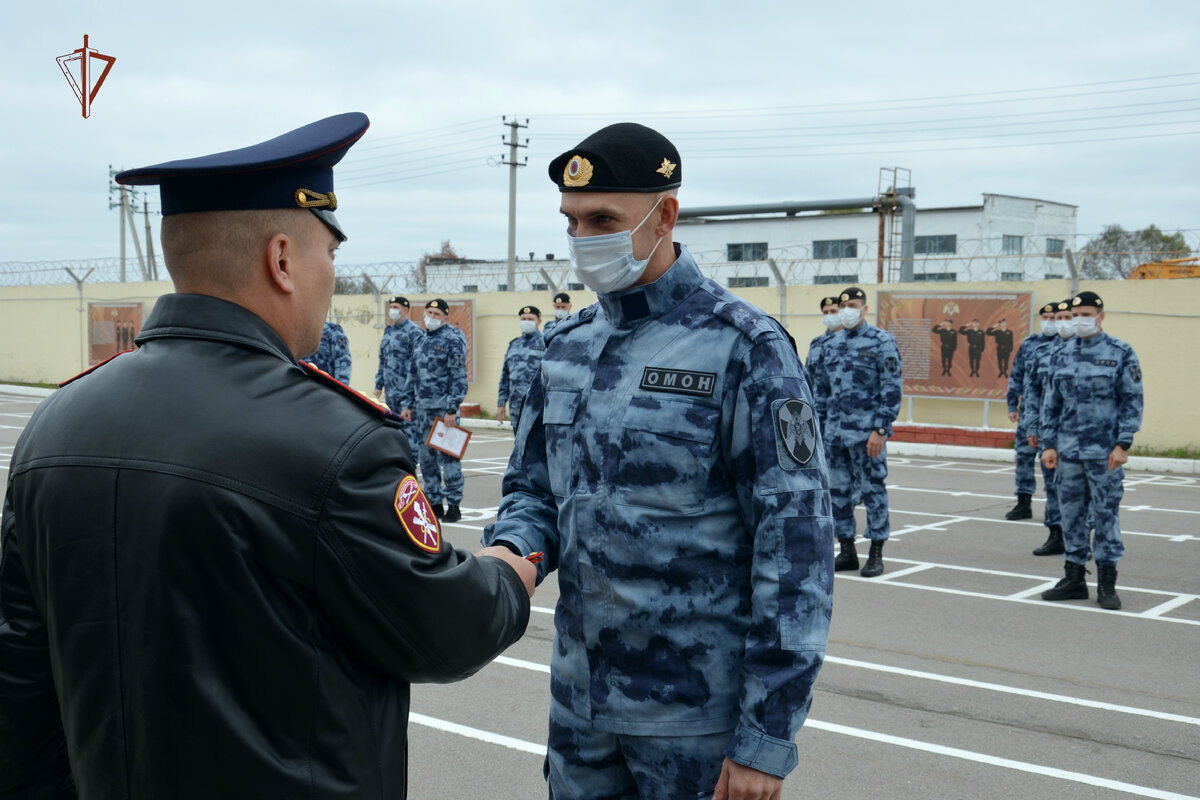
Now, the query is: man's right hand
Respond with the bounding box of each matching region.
[1042,448,1058,469]
[373,388,383,400]
[1008,410,1019,423]
[399,409,413,421]
[496,406,506,423]
[475,546,537,597]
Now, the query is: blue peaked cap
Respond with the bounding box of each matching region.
[115,112,369,242]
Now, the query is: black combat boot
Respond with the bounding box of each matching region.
[1096,563,1122,610]
[834,539,859,572]
[443,504,462,523]
[1032,524,1064,556]
[1005,493,1033,520]
[1042,561,1088,601]
[431,501,445,519]
[860,540,885,578]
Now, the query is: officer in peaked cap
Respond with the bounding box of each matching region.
[0,113,535,799]
[484,122,833,799]
[497,305,545,432]
[1040,290,1142,610]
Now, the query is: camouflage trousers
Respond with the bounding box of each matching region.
[829,442,889,541]
[508,400,525,435]
[385,401,422,464]
[546,695,728,800]
[412,409,464,505]
[1057,458,1125,566]
[1017,440,1062,527]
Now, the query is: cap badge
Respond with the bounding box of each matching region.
[1072,297,1082,306]
[840,293,849,301]
[656,158,677,179]
[564,155,593,187]
[295,188,337,210]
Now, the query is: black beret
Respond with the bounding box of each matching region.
[425,299,449,313]
[549,122,681,193]
[519,305,541,317]
[115,112,369,243]
[820,296,839,309]
[388,296,409,308]
[553,292,571,303]
[1040,302,1056,314]
[1056,300,1072,312]
[839,287,867,303]
[1072,291,1104,309]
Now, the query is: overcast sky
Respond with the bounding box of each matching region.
[3,0,1199,270]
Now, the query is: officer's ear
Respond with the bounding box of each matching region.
[654,194,680,236]
[264,232,297,295]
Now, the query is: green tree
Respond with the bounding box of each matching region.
[1077,224,1189,279]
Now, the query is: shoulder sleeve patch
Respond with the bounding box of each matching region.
[394,475,442,553]
[774,398,818,469]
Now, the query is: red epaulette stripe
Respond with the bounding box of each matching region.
[301,361,400,420]
[58,349,136,388]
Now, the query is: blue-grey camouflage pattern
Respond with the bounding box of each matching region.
[401,324,468,415]
[308,320,351,384]
[542,316,566,336]
[411,408,464,505]
[1008,333,1054,495]
[497,329,546,431]
[483,246,833,780]
[1022,337,1073,528]
[1041,331,1142,566]
[812,321,901,542]
[375,318,424,453]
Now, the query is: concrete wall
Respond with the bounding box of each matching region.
[2,276,1196,453]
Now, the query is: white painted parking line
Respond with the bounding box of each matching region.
[1141,595,1198,619]
[410,712,546,756]
[873,563,934,581]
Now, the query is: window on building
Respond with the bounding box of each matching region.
[568,282,584,291]
[461,284,478,292]
[532,283,549,291]
[813,239,857,259]
[1043,273,1064,280]
[1046,238,1065,258]
[1001,272,1023,282]
[1002,235,1023,255]
[497,284,508,292]
[913,272,958,282]
[727,242,768,261]
[813,274,859,285]
[914,234,957,255]
[728,276,769,288]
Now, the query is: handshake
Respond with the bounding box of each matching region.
[476,545,538,597]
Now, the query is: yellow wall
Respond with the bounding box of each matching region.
[3,277,1197,452]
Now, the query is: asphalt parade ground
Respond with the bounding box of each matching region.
[2,391,1197,799]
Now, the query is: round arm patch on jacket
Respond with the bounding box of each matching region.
[774,398,817,468]
[394,475,441,553]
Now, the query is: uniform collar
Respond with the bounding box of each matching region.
[136,293,297,364]
[845,321,870,337]
[598,243,702,328]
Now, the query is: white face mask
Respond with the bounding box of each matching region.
[821,313,841,331]
[1041,319,1056,336]
[519,319,538,335]
[388,308,402,321]
[1074,316,1099,337]
[567,196,664,294]
[1056,318,1076,339]
[424,316,443,331]
[839,306,863,328]
[555,308,568,320]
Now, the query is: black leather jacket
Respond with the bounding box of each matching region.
[0,293,529,799]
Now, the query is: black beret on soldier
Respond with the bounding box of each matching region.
[549,122,681,193]
[839,287,867,303]
[426,299,449,313]
[1072,291,1104,309]
[820,296,839,310]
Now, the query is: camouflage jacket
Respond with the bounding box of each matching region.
[497,331,546,409]
[1041,331,1143,459]
[483,246,833,778]
[1007,333,1054,434]
[813,322,903,445]
[375,319,423,410]
[400,324,468,414]
[308,321,351,384]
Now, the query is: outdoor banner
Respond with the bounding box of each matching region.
[877,291,1032,400]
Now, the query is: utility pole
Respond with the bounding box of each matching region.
[143,200,158,280]
[122,189,147,281]
[501,116,528,292]
[108,165,134,282]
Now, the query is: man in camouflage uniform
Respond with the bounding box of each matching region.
[306,319,351,383]
[814,286,902,578]
[806,295,841,461]
[496,305,546,432]
[1004,302,1059,522]
[374,295,424,455]
[483,123,833,800]
[1040,291,1143,610]
[541,291,573,335]
[400,299,468,523]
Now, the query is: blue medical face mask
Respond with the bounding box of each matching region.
[1073,315,1099,337]
[567,196,665,294]
[1056,318,1076,339]
[821,313,841,330]
[519,319,538,335]
[1041,319,1057,336]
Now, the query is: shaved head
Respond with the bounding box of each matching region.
[161,209,313,293]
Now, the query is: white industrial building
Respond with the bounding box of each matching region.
[423,190,1078,293]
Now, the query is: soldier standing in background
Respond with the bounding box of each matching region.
[1040,291,1143,609]
[497,305,546,432]
[814,286,903,578]
[400,299,468,523]
[541,291,573,335]
[1004,302,1058,521]
[931,317,958,376]
[959,318,986,378]
[987,317,1015,377]
[306,318,351,383]
[375,295,424,456]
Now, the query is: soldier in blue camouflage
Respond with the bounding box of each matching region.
[483,123,833,800]
[400,299,468,523]
[813,286,903,578]
[306,319,351,383]
[497,305,546,431]
[1004,302,1059,521]
[1040,291,1143,610]
[541,291,573,336]
[374,296,424,456]
[806,296,842,464]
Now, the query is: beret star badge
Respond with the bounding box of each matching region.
[656,158,677,179]
[563,155,593,187]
